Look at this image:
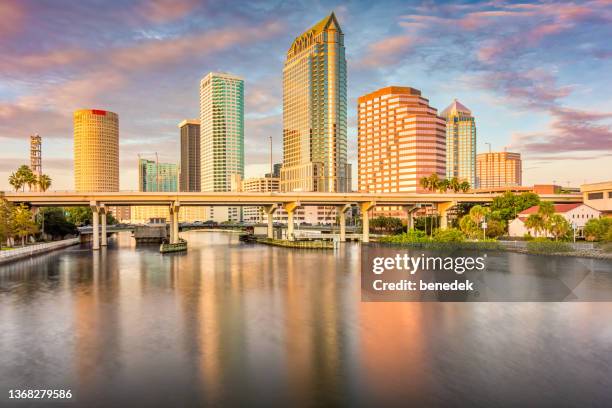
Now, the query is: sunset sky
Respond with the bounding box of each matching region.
[1,0,611,191]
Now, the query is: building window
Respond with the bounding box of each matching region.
[588,192,604,200]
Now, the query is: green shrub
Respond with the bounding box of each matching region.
[526,239,572,254]
[432,228,465,242]
[379,228,430,244]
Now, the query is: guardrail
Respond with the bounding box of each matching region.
[0,238,80,263]
[498,240,595,250]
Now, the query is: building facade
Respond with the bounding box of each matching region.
[30,134,42,191]
[200,72,244,222]
[138,158,178,192]
[581,181,612,217]
[242,176,280,223]
[280,13,349,193]
[476,151,522,189]
[358,86,446,194]
[200,72,244,192]
[441,99,476,187]
[508,204,601,237]
[179,119,200,192]
[74,109,119,192]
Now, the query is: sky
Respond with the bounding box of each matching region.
[1,0,611,191]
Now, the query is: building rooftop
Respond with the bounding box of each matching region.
[440,98,471,117]
[358,86,422,103]
[289,12,341,52]
[519,203,583,217]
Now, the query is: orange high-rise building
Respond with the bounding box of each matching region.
[476,151,522,189]
[357,87,446,196]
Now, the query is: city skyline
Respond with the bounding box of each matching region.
[1,0,611,191]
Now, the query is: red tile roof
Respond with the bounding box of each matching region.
[519,203,583,216]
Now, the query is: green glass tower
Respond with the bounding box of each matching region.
[441,99,477,187]
[138,158,178,192]
[199,72,245,192]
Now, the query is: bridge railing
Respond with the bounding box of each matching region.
[0,238,80,260]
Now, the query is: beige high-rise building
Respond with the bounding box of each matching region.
[242,177,280,223]
[281,12,349,193]
[476,151,522,189]
[74,109,119,192]
[358,87,446,193]
[358,87,446,218]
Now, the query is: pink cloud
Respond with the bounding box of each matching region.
[138,0,200,24]
[0,1,24,38]
[357,35,415,68]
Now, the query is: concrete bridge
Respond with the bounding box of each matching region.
[1,191,582,249]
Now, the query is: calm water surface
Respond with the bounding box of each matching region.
[1,231,612,407]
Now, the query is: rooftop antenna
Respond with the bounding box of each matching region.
[269,136,273,176]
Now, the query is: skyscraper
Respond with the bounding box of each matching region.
[74,109,119,192]
[280,12,349,192]
[138,158,178,192]
[441,99,476,187]
[357,87,446,196]
[179,119,200,192]
[200,72,244,192]
[476,151,522,189]
[199,72,244,222]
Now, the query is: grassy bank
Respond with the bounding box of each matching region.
[257,238,334,249]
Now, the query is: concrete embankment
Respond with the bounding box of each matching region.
[0,238,80,265]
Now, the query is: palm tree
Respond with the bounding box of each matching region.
[438,179,450,193]
[15,165,35,192]
[459,181,471,192]
[449,177,460,193]
[547,214,570,241]
[38,174,52,192]
[428,174,441,192]
[419,176,430,191]
[525,214,545,237]
[8,173,22,192]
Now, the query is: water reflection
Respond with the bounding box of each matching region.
[1,231,611,406]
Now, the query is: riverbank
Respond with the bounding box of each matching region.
[0,238,80,265]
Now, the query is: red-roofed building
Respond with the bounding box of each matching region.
[509,203,601,237]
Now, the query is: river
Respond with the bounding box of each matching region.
[1,231,611,406]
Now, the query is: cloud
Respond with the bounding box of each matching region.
[357,35,416,68]
[510,108,612,154]
[137,0,200,24]
[0,104,72,139]
[0,1,24,38]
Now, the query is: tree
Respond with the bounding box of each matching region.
[583,218,612,242]
[448,177,460,193]
[491,191,540,224]
[16,165,36,192]
[0,199,13,246]
[547,214,570,241]
[370,216,404,234]
[66,207,93,226]
[8,172,23,192]
[39,208,78,239]
[11,204,38,246]
[459,205,490,239]
[438,179,450,193]
[459,181,470,192]
[38,174,52,192]
[525,214,545,237]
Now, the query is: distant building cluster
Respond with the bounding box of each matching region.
[60,12,532,224]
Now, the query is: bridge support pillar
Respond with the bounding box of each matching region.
[100,205,107,247]
[169,202,180,244]
[360,201,376,243]
[90,202,100,250]
[283,202,300,241]
[403,205,418,231]
[437,201,456,230]
[337,204,351,242]
[264,205,277,239]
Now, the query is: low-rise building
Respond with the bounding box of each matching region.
[581,181,612,217]
[508,203,601,237]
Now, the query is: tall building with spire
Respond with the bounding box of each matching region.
[441,99,476,187]
[280,12,349,192]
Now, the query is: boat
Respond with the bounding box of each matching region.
[160,238,187,253]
